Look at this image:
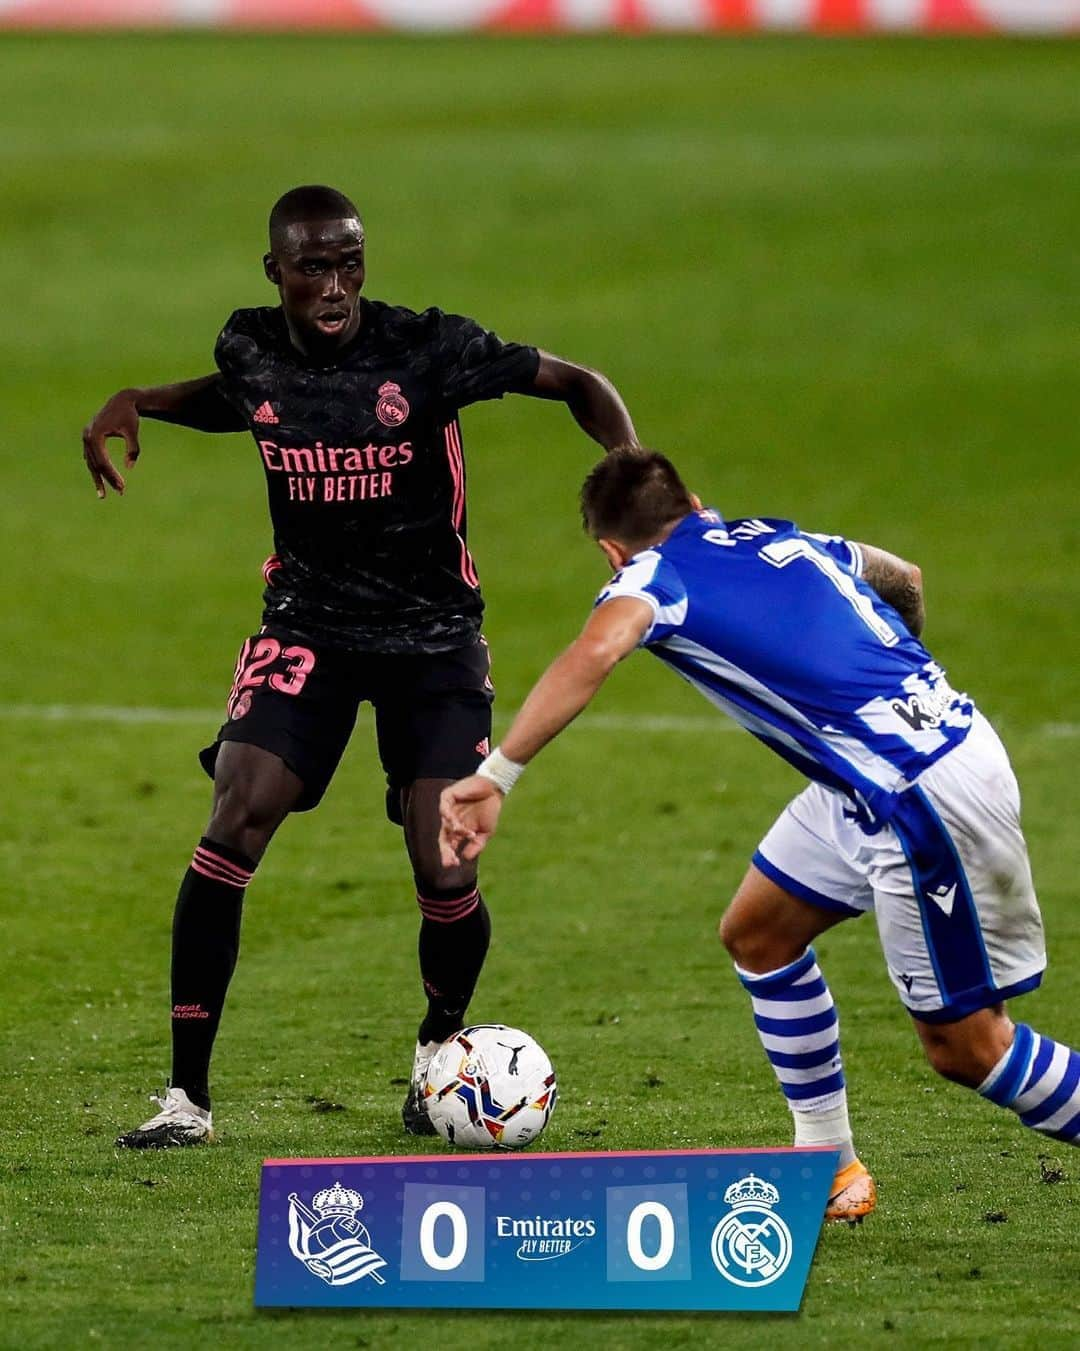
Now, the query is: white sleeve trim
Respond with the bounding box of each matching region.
[597,590,660,644]
[806,532,863,578]
[600,589,688,645]
[597,552,688,644]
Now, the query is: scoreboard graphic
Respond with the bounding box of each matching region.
[255,1147,838,1311]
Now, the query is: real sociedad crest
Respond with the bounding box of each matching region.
[710,1174,793,1288]
[287,1183,388,1287]
[375,381,410,427]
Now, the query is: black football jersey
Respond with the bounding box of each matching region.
[214,300,540,653]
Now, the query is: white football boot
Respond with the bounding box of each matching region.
[401,1040,440,1136]
[115,1086,214,1149]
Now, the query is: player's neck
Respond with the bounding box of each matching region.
[618,514,691,561]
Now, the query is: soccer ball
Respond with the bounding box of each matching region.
[424,1024,557,1150]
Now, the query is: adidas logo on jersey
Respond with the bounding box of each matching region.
[253,401,280,425]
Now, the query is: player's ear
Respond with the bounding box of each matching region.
[598,538,627,571]
[690,492,703,511]
[263,253,282,286]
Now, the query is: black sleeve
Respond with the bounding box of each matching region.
[200,310,260,432]
[436,312,540,411]
[144,374,248,433]
[214,310,260,386]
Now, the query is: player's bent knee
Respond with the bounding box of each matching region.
[921,1036,977,1086]
[915,1008,1014,1089]
[207,779,295,858]
[718,906,742,956]
[414,860,477,899]
[719,905,793,973]
[210,792,285,839]
[719,908,762,966]
[207,743,303,856]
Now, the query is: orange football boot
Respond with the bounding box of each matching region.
[825,1158,877,1223]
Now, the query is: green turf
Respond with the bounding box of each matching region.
[2,30,1079,1351]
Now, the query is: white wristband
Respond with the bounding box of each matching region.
[476,746,526,795]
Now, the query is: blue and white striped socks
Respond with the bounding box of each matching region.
[738,957,1080,1151]
[979,1023,1080,1145]
[737,948,855,1166]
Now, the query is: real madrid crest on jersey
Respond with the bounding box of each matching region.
[710,1174,793,1288]
[375,380,410,428]
[287,1182,387,1287]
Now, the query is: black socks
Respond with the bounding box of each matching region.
[169,838,255,1111]
[415,884,491,1045]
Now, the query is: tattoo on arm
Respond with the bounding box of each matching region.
[857,544,925,638]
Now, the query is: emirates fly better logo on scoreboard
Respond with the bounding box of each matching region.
[256,1148,837,1312]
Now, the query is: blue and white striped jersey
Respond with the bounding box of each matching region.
[596,510,974,826]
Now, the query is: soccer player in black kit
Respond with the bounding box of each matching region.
[83,185,638,1148]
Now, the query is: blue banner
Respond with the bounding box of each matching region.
[255,1147,837,1311]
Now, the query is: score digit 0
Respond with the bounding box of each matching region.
[418,1201,469,1272]
[625,1201,676,1271]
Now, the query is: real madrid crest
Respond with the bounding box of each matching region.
[375,380,410,428]
[710,1174,793,1287]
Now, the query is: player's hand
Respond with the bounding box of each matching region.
[439,776,505,866]
[82,389,142,498]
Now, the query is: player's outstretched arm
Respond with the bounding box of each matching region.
[82,375,244,499]
[858,542,925,637]
[439,596,652,865]
[528,352,638,451]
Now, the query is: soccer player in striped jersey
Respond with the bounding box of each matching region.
[440,447,1078,1219]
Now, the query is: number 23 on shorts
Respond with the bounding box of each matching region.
[227,635,317,719]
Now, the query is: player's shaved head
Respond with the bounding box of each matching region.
[581,448,695,548]
[268,185,362,250]
[264,186,366,354]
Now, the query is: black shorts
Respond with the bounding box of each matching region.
[199,626,494,815]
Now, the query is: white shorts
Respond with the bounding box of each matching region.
[753,713,1046,1022]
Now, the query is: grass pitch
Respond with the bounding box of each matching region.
[2,31,1079,1351]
